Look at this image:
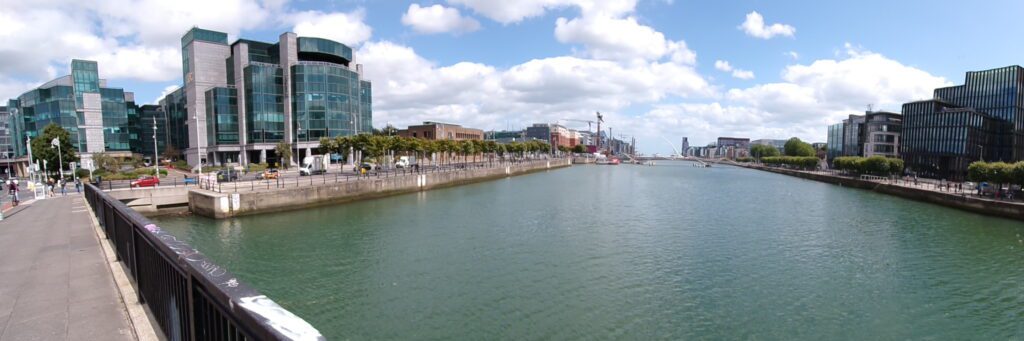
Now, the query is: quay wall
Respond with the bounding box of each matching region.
[190,159,572,219]
[749,165,1024,221]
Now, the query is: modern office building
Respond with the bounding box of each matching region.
[901,100,1007,180]
[177,27,373,167]
[826,111,902,163]
[398,122,483,140]
[7,60,134,168]
[716,137,750,149]
[485,130,525,144]
[899,66,1024,180]
[681,137,689,155]
[826,123,844,162]
[525,124,552,144]
[133,105,169,162]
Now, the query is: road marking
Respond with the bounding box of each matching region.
[72,209,88,213]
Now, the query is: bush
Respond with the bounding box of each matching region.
[833,156,903,176]
[171,160,189,170]
[735,157,754,163]
[762,156,820,170]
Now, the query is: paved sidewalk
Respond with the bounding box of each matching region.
[0,195,135,340]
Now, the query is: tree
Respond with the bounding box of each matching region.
[572,144,586,154]
[275,142,293,168]
[161,145,182,161]
[784,137,816,157]
[93,152,121,173]
[31,123,79,177]
[750,144,780,158]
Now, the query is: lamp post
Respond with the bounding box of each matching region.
[977,145,984,162]
[193,115,202,175]
[52,137,64,180]
[153,116,159,178]
[294,122,302,169]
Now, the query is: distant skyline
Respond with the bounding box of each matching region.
[3,0,1024,154]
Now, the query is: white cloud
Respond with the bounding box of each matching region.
[713,60,754,80]
[785,51,800,60]
[357,40,712,133]
[554,15,695,63]
[289,9,373,46]
[714,60,732,72]
[740,11,795,39]
[402,4,481,35]
[152,84,181,104]
[447,0,637,24]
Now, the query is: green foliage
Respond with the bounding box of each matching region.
[75,168,90,179]
[750,144,781,158]
[275,142,293,168]
[967,161,1024,184]
[572,144,586,153]
[761,156,819,170]
[735,157,754,163]
[171,160,190,170]
[30,123,79,175]
[833,156,904,176]
[783,137,816,157]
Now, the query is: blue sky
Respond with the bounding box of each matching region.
[3,0,1024,154]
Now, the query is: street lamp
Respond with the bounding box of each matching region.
[193,114,202,175]
[153,115,159,178]
[977,144,984,162]
[52,137,64,180]
[294,122,302,169]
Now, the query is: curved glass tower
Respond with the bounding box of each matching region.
[177,28,372,167]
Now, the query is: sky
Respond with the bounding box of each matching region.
[2,0,1024,155]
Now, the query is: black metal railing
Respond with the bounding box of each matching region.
[84,183,324,341]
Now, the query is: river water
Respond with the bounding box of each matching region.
[154,161,1024,339]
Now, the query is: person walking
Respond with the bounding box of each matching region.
[60,179,67,196]
[75,178,81,193]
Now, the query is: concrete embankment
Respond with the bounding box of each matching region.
[745,165,1024,222]
[190,159,572,219]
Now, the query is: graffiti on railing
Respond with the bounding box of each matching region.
[238,295,323,341]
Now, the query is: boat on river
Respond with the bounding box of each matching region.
[596,158,621,165]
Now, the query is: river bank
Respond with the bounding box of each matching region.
[189,158,572,218]
[734,163,1024,222]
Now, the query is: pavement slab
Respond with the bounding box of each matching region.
[0,195,134,341]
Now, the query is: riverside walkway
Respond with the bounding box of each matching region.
[0,194,135,340]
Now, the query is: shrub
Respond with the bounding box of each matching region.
[762,156,820,170]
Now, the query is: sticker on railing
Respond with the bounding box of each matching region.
[238,295,324,340]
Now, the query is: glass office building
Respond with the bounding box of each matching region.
[901,100,1007,180]
[6,60,134,165]
[176,27,373,167]
[898,66,1024,180]
[826,123,844,162]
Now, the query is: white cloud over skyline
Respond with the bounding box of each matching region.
[402,4,481,35]
[0,0,954,154]
[740,11,796,39]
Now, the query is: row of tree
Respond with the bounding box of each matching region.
[966,161,1024,184]
[760,156,820,169]
[832,156,904,176]
[305,134,553,168]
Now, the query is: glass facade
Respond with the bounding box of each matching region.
[205,87,239,145]
[244,64,285,143]
[100,88,130,151]
[162,87,189,150]
[901,100,1007,180]
[297,37,352,65]
[291,63,367,141]
[9,85,80,156]
[71,60,99,108]
[827,123,844,162]
[136,105,168,158]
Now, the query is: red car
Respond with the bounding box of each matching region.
[130,176,160,188]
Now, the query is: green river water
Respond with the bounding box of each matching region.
[154,161,1024,339]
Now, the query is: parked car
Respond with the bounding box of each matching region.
[216,169,240,182]
[130,176,160,188]
[260,168,280,179]
[354,162,377,172]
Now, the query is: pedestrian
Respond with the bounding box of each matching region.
[75,178,81,193]
[60,179,67,196]
[47,178,55,197]
[8,180,18,206]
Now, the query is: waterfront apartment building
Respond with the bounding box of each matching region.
[175,27,373,167]
[900,66,1024,180]
[7,60,135,169]
[398,122,483,140]
[681,137,689,156]
[716,137,750,149]
[826,111,902,162]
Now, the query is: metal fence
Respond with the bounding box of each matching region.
[83,184,324,341]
